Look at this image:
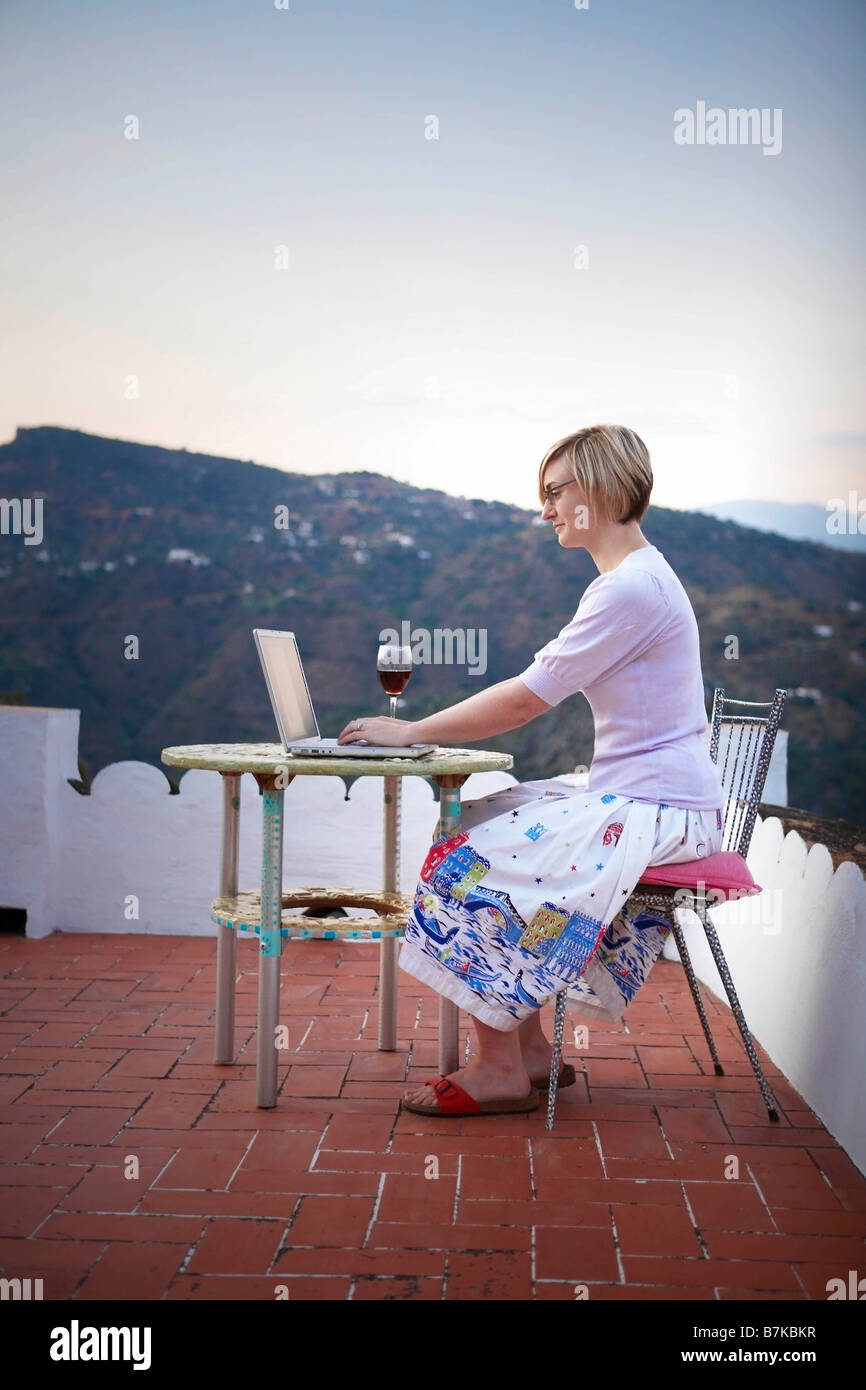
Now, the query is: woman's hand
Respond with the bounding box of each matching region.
[336,715,418,747]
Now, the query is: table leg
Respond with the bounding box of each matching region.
[256,777,284,1108]
[378,775,400,1050]
[215,773,240,1065]
[435,775,467,1076]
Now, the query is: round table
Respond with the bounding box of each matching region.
[160,743,513,1107]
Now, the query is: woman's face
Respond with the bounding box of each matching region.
[540,463,598,547]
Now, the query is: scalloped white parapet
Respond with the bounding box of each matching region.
[661,810,866,1174]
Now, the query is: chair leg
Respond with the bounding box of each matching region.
[546,991,567,1131]
[668,910,725,1077]
[695,902,780,1123]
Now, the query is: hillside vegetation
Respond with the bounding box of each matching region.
[1,426,864,822]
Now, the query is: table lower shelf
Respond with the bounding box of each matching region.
[210,887,414,939]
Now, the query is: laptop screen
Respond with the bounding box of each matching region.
[254,630,319,743]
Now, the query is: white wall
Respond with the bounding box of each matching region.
[661,814,866,1175]
[0,707,80,937]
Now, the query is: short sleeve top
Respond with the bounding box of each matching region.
[518,545,724,810]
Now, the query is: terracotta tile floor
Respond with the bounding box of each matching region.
[1,930,864,1301]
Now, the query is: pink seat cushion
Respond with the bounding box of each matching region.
[638,851,761,898]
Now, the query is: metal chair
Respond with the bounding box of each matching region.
[545,686,788,1131]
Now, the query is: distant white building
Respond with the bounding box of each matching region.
[166,549,211,567]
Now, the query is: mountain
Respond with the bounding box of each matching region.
[1,426,864,823]
[698,500,866,553]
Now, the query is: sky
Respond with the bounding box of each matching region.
[1,0,864,513]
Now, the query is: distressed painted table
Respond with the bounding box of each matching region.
[160,743,513,1108]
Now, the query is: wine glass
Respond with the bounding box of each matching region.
[377,643,413,720]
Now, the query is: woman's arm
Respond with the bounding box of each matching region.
[412,677,550,743]
[336,676,550,747]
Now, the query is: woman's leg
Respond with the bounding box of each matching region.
[516,1009,553,1077]
[455,1010,553,1076]
[403,782,583,1108]
[403,1016,533,1109]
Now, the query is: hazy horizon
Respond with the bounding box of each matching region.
[5,421,865,526]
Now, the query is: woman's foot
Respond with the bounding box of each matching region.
[401,1057,533,1112]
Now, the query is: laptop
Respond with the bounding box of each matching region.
[253,629,438,758]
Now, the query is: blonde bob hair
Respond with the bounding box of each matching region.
[537,425,652,524]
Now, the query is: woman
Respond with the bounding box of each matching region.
[337,425,725,1116]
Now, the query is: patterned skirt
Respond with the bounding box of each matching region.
[398,779,724,1031]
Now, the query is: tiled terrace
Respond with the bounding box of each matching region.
[1,930,864,1301]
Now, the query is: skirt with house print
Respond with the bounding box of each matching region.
[398,780,724,1031]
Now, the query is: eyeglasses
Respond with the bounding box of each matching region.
[542,479,579,505]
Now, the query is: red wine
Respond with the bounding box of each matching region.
[378,667,413,698]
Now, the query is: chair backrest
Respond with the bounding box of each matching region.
[708,687,787,858]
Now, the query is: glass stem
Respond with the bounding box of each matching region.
[389,696,397,720]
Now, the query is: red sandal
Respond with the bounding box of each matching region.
[401,1075,539,1117]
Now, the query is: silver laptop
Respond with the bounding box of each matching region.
[253,629,437,759]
